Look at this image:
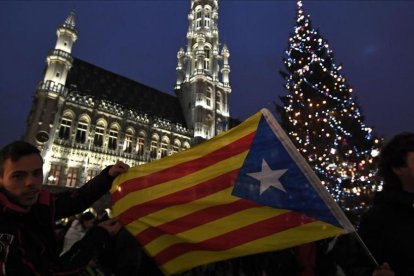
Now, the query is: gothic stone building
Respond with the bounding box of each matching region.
[24,0,232,188]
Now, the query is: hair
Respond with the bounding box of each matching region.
[378,132,414,191]
[79,211,96,229]
[79,211,95,223]
[0,141,42,176]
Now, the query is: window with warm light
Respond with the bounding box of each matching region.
[48,164,61,185]
[66,167,78,187]
[86,169,98,182]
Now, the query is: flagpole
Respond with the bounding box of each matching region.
[351,231,379,268]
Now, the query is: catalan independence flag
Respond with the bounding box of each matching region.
[111,108,354,275]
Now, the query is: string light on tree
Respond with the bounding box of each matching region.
[276,1,382,223]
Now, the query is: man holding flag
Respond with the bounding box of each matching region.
[0,141,128,275]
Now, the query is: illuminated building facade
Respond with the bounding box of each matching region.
[24,0,231,188]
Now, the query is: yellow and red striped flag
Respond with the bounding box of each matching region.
[111,108,354,275]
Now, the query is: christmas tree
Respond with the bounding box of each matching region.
[277,1,382,223]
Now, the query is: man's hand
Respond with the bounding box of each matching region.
[98,218,122,236]
[108,160,129,178]
[373,262,394,276]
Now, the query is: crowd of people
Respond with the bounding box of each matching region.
[1,132,414,275]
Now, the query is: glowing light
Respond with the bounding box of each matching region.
[371,149,380,157]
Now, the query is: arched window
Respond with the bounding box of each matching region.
[75,115,90,144]
[59,111,74,140]
[204,8,211,28]
[136,130,146,156]
[172,139,181,154]
[123,127,135,153]
[161,136,170,158]
[195,7,202,29]
[183,141,191,150]
[94,119,107,147]
[108,124,119,150]
[150,134,159,159]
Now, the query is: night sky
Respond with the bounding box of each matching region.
[0,1,413,148]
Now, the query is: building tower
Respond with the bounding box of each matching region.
[24,11,78,147]
[24,10,194,189]
[175,0,231,143]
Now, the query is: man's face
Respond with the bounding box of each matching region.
[0,154,43,207]
[394,151,414,192]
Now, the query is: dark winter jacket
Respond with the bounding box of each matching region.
[341,190,414,276]
[0,167,114,276]
[97,227,143,276]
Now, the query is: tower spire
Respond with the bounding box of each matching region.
[63,9,76,30]
[24,10,78,147]
[175,0,231,143]
[191,0,218,9]
[43,10,78,86]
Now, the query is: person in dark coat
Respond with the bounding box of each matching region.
[0,141,128,275]
[96,223,143,275]
[342,132,414,276]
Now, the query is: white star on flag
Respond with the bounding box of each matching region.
[247,159,288,195]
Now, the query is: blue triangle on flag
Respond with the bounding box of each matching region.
[232,115,341,227]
